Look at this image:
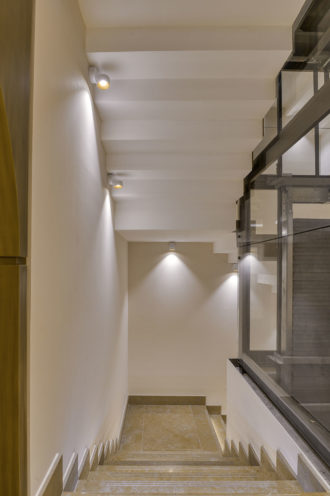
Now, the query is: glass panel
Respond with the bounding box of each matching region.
[250,189,277,236]
[240,198,330,435]
[239,1,330,465]
[248,242,277,352]
[320,114,330,175]
[263,101,277,143]
[318,70,326,91]
[253,101,278,159]
[282,71,314,127]
[282,128,315,175]
[261,160,277,176]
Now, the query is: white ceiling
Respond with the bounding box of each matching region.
[78,0,305,252]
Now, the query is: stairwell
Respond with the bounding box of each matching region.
[62,403,325,496]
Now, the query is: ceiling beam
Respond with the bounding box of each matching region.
[101,118,261,141]
[87,26,292,53]
[94,78,275,102]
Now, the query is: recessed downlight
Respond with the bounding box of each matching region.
[169,241,176,252]
[107,173,123,190]
[112,180,123,189]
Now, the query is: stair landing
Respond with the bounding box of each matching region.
[119,404,219,453]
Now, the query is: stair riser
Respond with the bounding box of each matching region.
[107,460,242,466]
[67,493,322,496]
[95,466,267,475]
[88,475,279,482]
[76,480,302,494]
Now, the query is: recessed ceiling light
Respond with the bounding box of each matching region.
[107,173,123,190]
[112,180,123,189]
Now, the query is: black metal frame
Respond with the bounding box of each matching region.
[237,0,330,469]
[247,78,330,190]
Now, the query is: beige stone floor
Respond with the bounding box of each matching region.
[119,405,219,453]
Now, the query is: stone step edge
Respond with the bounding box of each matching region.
[96,465,277,472]
[65,493,324,496]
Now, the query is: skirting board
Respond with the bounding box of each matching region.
[118,395,128,443]
[128,395,206,405]
[78,448,90,480]
[35,453,63,496]
[36,394,128,494]
[90,445,98,471]
[63,452,78,491]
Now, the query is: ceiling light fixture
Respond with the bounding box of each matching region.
[231,262,238,273]
[89,66,110,90]
[169,241,176,252]
[107,173,123,190]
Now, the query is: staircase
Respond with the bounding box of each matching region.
[62,404,323,495]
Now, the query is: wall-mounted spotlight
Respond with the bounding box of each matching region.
[169,241,176,252]
[107,173,123,190]
[89,66,110,90]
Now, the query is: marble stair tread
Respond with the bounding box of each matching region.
[75,479,302,494]
[87,473,279,482]
[106,458,242,467]
[65,493,325,496]
[106,451,236,465]
[109,450,224,457]
[96,465,276,475]
[62,491,328,496]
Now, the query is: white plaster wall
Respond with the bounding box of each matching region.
[128,242,238,407]
[30,1,128,494]
[226,360,330,490]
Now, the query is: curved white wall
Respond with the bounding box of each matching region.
[30,1,128,493]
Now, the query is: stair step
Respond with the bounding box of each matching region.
[91,466,278,481]
[106,451,240,466]
[66,493,324,496]
[87,473,279,482]
[96,465,275,475]
[62,491,328,496]
[75,479,302,494]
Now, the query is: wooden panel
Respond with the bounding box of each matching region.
[0,264,26,495]
[0,1,33,495]
[0,90,19,255]
[0,0,33,256]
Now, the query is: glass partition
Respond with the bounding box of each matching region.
[239,0,330,468]
[320,114,330,175]
[282,128,315,175]
[282,71,314,127]
[238,149,330,464]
